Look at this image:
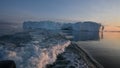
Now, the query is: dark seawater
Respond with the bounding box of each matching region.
[63,30,120,68]
[0,23,23,36]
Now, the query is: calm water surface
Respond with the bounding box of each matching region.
[64,31,120,68]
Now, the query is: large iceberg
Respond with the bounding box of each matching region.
[23,21,102,32]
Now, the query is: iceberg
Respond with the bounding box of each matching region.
[72,21,101,31]
[23,21,63,30]
[23,21,102,32]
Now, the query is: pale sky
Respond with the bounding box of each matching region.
[0,0,120,26]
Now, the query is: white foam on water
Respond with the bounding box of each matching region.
[0,30,71,68]
[62,49,88,68]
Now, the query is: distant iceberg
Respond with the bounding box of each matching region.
[23,21,102,32]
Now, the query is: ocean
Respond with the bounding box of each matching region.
[0,24,120,68]
[63,30,120,68]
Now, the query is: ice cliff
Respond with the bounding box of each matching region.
[0,29,71,68]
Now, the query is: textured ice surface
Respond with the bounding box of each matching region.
[0,29,70,68]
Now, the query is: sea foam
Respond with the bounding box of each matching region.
[0,29,70,68]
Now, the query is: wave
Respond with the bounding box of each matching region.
[0,30,71,68]
[47,42,103,68]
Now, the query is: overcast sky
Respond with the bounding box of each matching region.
[0,0,120,26]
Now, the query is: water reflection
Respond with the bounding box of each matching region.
[72,31,101,41]
[100,31,104,39]
[62,30,103,41]
[62,30,120,68]
[76,32,120,68]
